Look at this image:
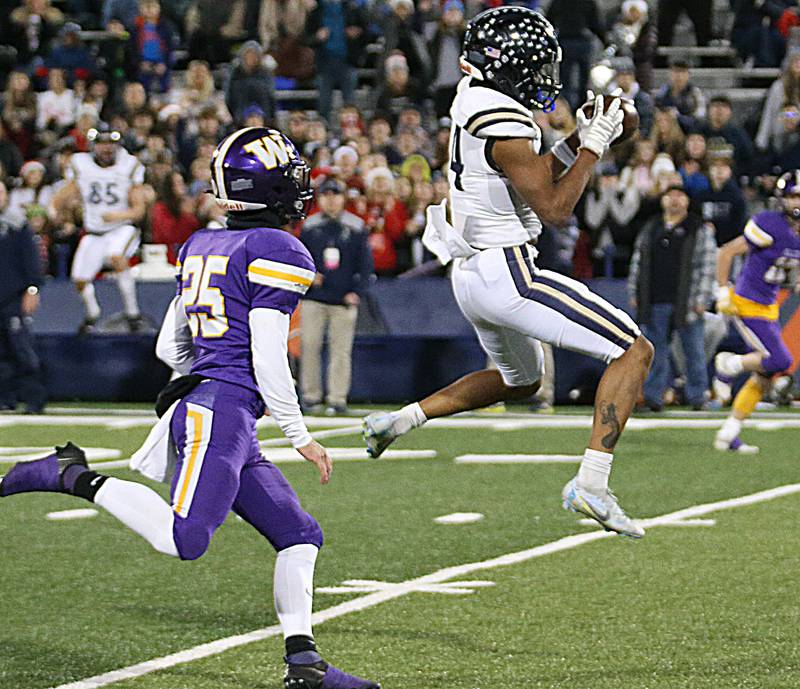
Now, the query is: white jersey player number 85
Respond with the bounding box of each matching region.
[181,254,230,338]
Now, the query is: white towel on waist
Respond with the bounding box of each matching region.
[129,400,179,483]
[422,199,479,265]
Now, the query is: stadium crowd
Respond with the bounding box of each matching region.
[0,0,799,414]
[0,0,797,281]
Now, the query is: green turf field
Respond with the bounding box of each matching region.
[1,406,799,689]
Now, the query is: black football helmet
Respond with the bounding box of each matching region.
[460,6,562,112]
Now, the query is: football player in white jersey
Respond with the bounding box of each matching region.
[51,125,148,332]
[364,7,654,538]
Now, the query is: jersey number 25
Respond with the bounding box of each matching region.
[182,255,230,338]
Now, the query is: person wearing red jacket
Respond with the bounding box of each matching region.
[363,167,408,275]
[150,172,201,264]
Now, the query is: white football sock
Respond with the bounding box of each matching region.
[394,402,427,435]
[274,543,318,639]
[79,283,101,320]
[94,478,179,557]
[577,449,613,494]
[725,355,745,376]
[117,269,140,317]
[717,416,742,443]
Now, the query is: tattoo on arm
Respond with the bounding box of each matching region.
[600,402,621,450]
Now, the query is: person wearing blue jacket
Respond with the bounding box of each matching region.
[0,181,46,414]
[299,178,373,414]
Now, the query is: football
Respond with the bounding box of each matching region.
[580,96,640,145]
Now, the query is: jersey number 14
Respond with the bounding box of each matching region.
[182,255,230,338]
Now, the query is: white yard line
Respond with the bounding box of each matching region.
[455,454,583,464]
[49,482,800,689]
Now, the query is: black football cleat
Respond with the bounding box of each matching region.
[284,660,380,689]
[0,442,87,497]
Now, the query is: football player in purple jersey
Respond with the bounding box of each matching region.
[0,128,380,689]
[713,170,800,453]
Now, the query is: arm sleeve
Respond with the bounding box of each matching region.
[155,295,195,375]
[247,249,316,314]
[249,308,311,448]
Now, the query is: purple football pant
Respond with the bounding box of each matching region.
[733,316,793,375]
[169,379,323,561]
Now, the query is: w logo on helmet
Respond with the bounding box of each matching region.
[243,133,291,170]
[210,127,312,221]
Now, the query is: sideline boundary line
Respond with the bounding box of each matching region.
[49,482,800,689]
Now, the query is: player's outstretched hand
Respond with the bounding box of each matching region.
[576,92,624,159]
[297,440,332,484]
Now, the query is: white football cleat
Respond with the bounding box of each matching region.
[362,412,400,459]
[713,435,759,454]
[714,352,741,379]
[562,478,645,539]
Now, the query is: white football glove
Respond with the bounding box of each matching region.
[576,92,624,159]
[715,284,737,316]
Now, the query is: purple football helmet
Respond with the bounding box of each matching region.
[210,127,312,221]
[775,169,800,219]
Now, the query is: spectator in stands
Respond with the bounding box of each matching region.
[170,59,229,122]
[8,160,53,226]
[225,40,276,125]
[332,144,362,189]
[127,0,176,93]
[46,22,96,85]
[151,170,201,264]
[286,110,310,151]
[679,132,711,196]
[260,0,311,55]
[756,48,800,153]
[546,0,604,109]
[367,115,402,165]
[771,104,800,170]
[118,80,147,120]
[374,52,426,122]
[650,106,686,163]
[697,149,747,246]
[364,165,407,275]
[657,0,712,47]
[700,95,755,174]
[619,140,657,197]
[338,105,365,141]
[8,0,65,67]
[103,0,139,30]
[628,184,716,410]
[242,104,267,128]
[305,0,368,122]
[0,121,23,180]
[429,0,466,118]
[731,0,793,68]
[65,102,99,152]
[0,180,46,413]
[36,68,76,136]
[185,0,245,66]
[123,107,156,152]
[3,71,38,158]
[611,57,654,137]
[299,177,372,415]
[653,59,707,123]
[383,0,432,88]
[582,161,640,277]
[606,0,657,92]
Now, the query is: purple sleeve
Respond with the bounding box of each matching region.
[246,234,317,315]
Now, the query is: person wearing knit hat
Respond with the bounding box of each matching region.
[430,0,466,117]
